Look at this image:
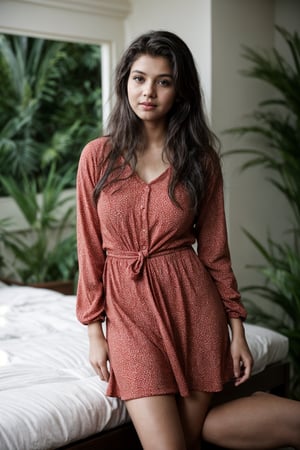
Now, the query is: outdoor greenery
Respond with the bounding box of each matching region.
[0,34,102,286]
[0,165,77,284]
[226,26,300,399]
[0,217,11,274]
[0,33,102,194]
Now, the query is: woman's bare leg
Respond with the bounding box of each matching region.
[177,391,212,450]
[202,391,300,449]
[125,394,186,450]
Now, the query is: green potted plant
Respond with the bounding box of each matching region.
[0,164,78,294]
[225,26,300,399]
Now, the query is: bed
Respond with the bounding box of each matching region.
[0,283,289,450]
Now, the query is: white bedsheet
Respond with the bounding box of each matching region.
[0,285,289,450]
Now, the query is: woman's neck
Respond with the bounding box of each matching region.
[141,122,167,155]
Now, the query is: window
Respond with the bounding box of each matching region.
[0,33,102,193]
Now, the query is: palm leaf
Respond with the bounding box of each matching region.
[0,175,38,226]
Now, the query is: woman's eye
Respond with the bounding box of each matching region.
[158,79,172,87]
[133,76,144,83]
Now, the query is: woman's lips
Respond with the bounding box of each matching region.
[139,102,156,110]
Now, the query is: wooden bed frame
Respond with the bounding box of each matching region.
[59,360,290,450]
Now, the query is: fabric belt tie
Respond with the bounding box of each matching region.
[106,247,192,280]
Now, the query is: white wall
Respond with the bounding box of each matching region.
[275,0,300,49]
[211,0,276,289]
[125,0,213,116]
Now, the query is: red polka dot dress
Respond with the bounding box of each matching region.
[76,137,247,401]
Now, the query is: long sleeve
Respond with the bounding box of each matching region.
[196,161,247,320]
[76,138,107,324]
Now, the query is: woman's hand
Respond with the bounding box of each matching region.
[229,318,253,386]
[88,322,110,381]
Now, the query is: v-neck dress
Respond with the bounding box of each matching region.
[76,137,247,400]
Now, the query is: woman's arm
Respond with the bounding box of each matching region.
[76,139,107,325]
[196,160,253,384]
[76,139,111,379]
[88,321,110,381]
[196,160,247,321]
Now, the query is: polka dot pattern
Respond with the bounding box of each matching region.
[76,138,247,400]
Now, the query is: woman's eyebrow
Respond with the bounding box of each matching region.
[131,69,173,78]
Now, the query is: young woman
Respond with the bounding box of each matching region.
[76,30,300,450]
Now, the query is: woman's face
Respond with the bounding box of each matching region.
[127,54,176,125]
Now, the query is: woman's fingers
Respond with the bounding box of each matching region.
[232,355,241,379]
[97,363,110,381]
[89,336,110,381]
[233,352,253,386]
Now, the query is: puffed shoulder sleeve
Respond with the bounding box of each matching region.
[76,138,107,324]
[196,160,247,320]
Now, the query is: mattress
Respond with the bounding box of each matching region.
[0,285,289,450]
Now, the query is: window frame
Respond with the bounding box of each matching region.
[0,0,131,125]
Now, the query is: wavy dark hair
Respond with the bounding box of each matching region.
[93,30,220,212]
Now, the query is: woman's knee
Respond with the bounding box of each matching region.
[177,391,213,449]
[125,395,186,450]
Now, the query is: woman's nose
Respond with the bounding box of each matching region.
[143,80,156,98]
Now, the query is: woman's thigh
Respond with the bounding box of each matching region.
[125,394,186,450]
[177,391,213,450]
[202,391,300,449]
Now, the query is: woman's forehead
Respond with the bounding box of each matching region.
[130,54,173,75]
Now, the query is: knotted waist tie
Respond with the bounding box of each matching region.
[106,246,192,280]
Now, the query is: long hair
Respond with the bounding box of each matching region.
[93,30,220,212]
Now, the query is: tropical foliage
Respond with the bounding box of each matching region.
[0,217,11,274]
[0,34,102,195]
[0,165,77,284]
[225,26,300,399]
[0,33,102,286]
